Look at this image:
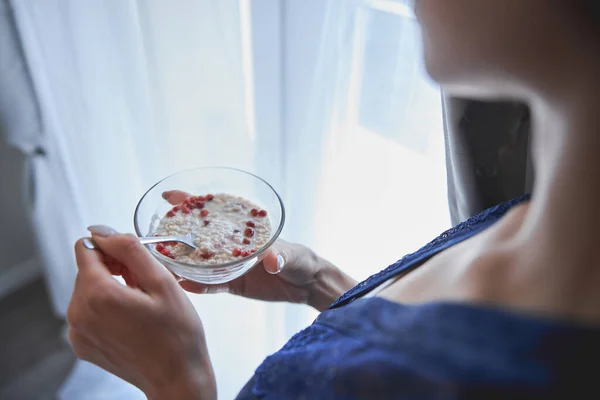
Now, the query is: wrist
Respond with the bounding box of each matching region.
[308,261,357,312]
[147,361,217,400]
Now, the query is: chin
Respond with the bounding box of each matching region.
[424,57,523,101]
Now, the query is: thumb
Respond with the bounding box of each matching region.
[263,248,286,275]
[88,225,175,293]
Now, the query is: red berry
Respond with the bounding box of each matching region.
[166,210,175,218]
[195,201,205,209]
[243,238,251,245]
[159,247,174,259]
[200,210,209,217]
[258,210,267,217]
[246,221,255,228]
[232,248,242,257]
[250,208,259,216]
[200,251,214,260]
[244,228,254,237]
[203,220,210,226]
[206,194,214,201]
[241,250,250,257]
[250,249,256,254]
[233,229,240,233]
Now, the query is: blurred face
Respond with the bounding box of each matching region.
[414,0,573,96]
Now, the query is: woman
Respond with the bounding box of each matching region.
[68,1,600,398]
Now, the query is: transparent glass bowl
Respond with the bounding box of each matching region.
[134,167,285,284]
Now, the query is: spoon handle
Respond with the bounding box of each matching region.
[82,236,182,251]
[138,236,181,246]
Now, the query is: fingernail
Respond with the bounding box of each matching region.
[266,251,285,275]
[82,238,98,250]
[276,253,285,272]
[161,191,169,200]
[88,225,117,237]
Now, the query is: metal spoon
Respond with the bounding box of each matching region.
[82,232,198,251]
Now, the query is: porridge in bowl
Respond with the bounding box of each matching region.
[153,193,271,264]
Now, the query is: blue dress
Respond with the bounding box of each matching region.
[236,196,600,399]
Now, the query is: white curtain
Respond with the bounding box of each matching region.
[8,0,448,398]
[12,1,288,398]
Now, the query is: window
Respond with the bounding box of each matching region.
[311,0,450,284]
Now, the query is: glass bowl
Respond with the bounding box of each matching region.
[134,167,285,284]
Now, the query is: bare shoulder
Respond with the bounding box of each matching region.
[374,203,600,326]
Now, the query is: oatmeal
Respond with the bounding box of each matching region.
[153,193,271,264]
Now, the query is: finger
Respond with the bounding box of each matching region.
[88,226,175,293]
[179,280,231,294]
[162,190,192,205]
[105,261,123,276]
[121,267,137,288]
[83,242,121,275]
[101,253,119,265]
[263,248,286,275]
[74,238,123,286]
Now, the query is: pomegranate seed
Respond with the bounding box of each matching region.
[200,251,214,260]
[241,250,250,257]
[232,248,242,257]
[197,195,206,201]
[173,206,181,212]
[195,201,205,209]
[258,210,267,217]
[250,249,256,254]
[156,244,165,251]
[246,221,255,228]
[166,210,175,218]
[243,238,251,245]
[203,220,210,226]
[200,210,209,217]
[244,228,254,237]
[159,247,174,259]
[206,194,214,201]
[233,229,240,233]
[250,208,258,216]
[182,206,190,214]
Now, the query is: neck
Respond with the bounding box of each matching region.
[519,54,600,267]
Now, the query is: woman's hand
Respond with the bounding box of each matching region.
[163,191,357,311]
[68,227,216,400]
